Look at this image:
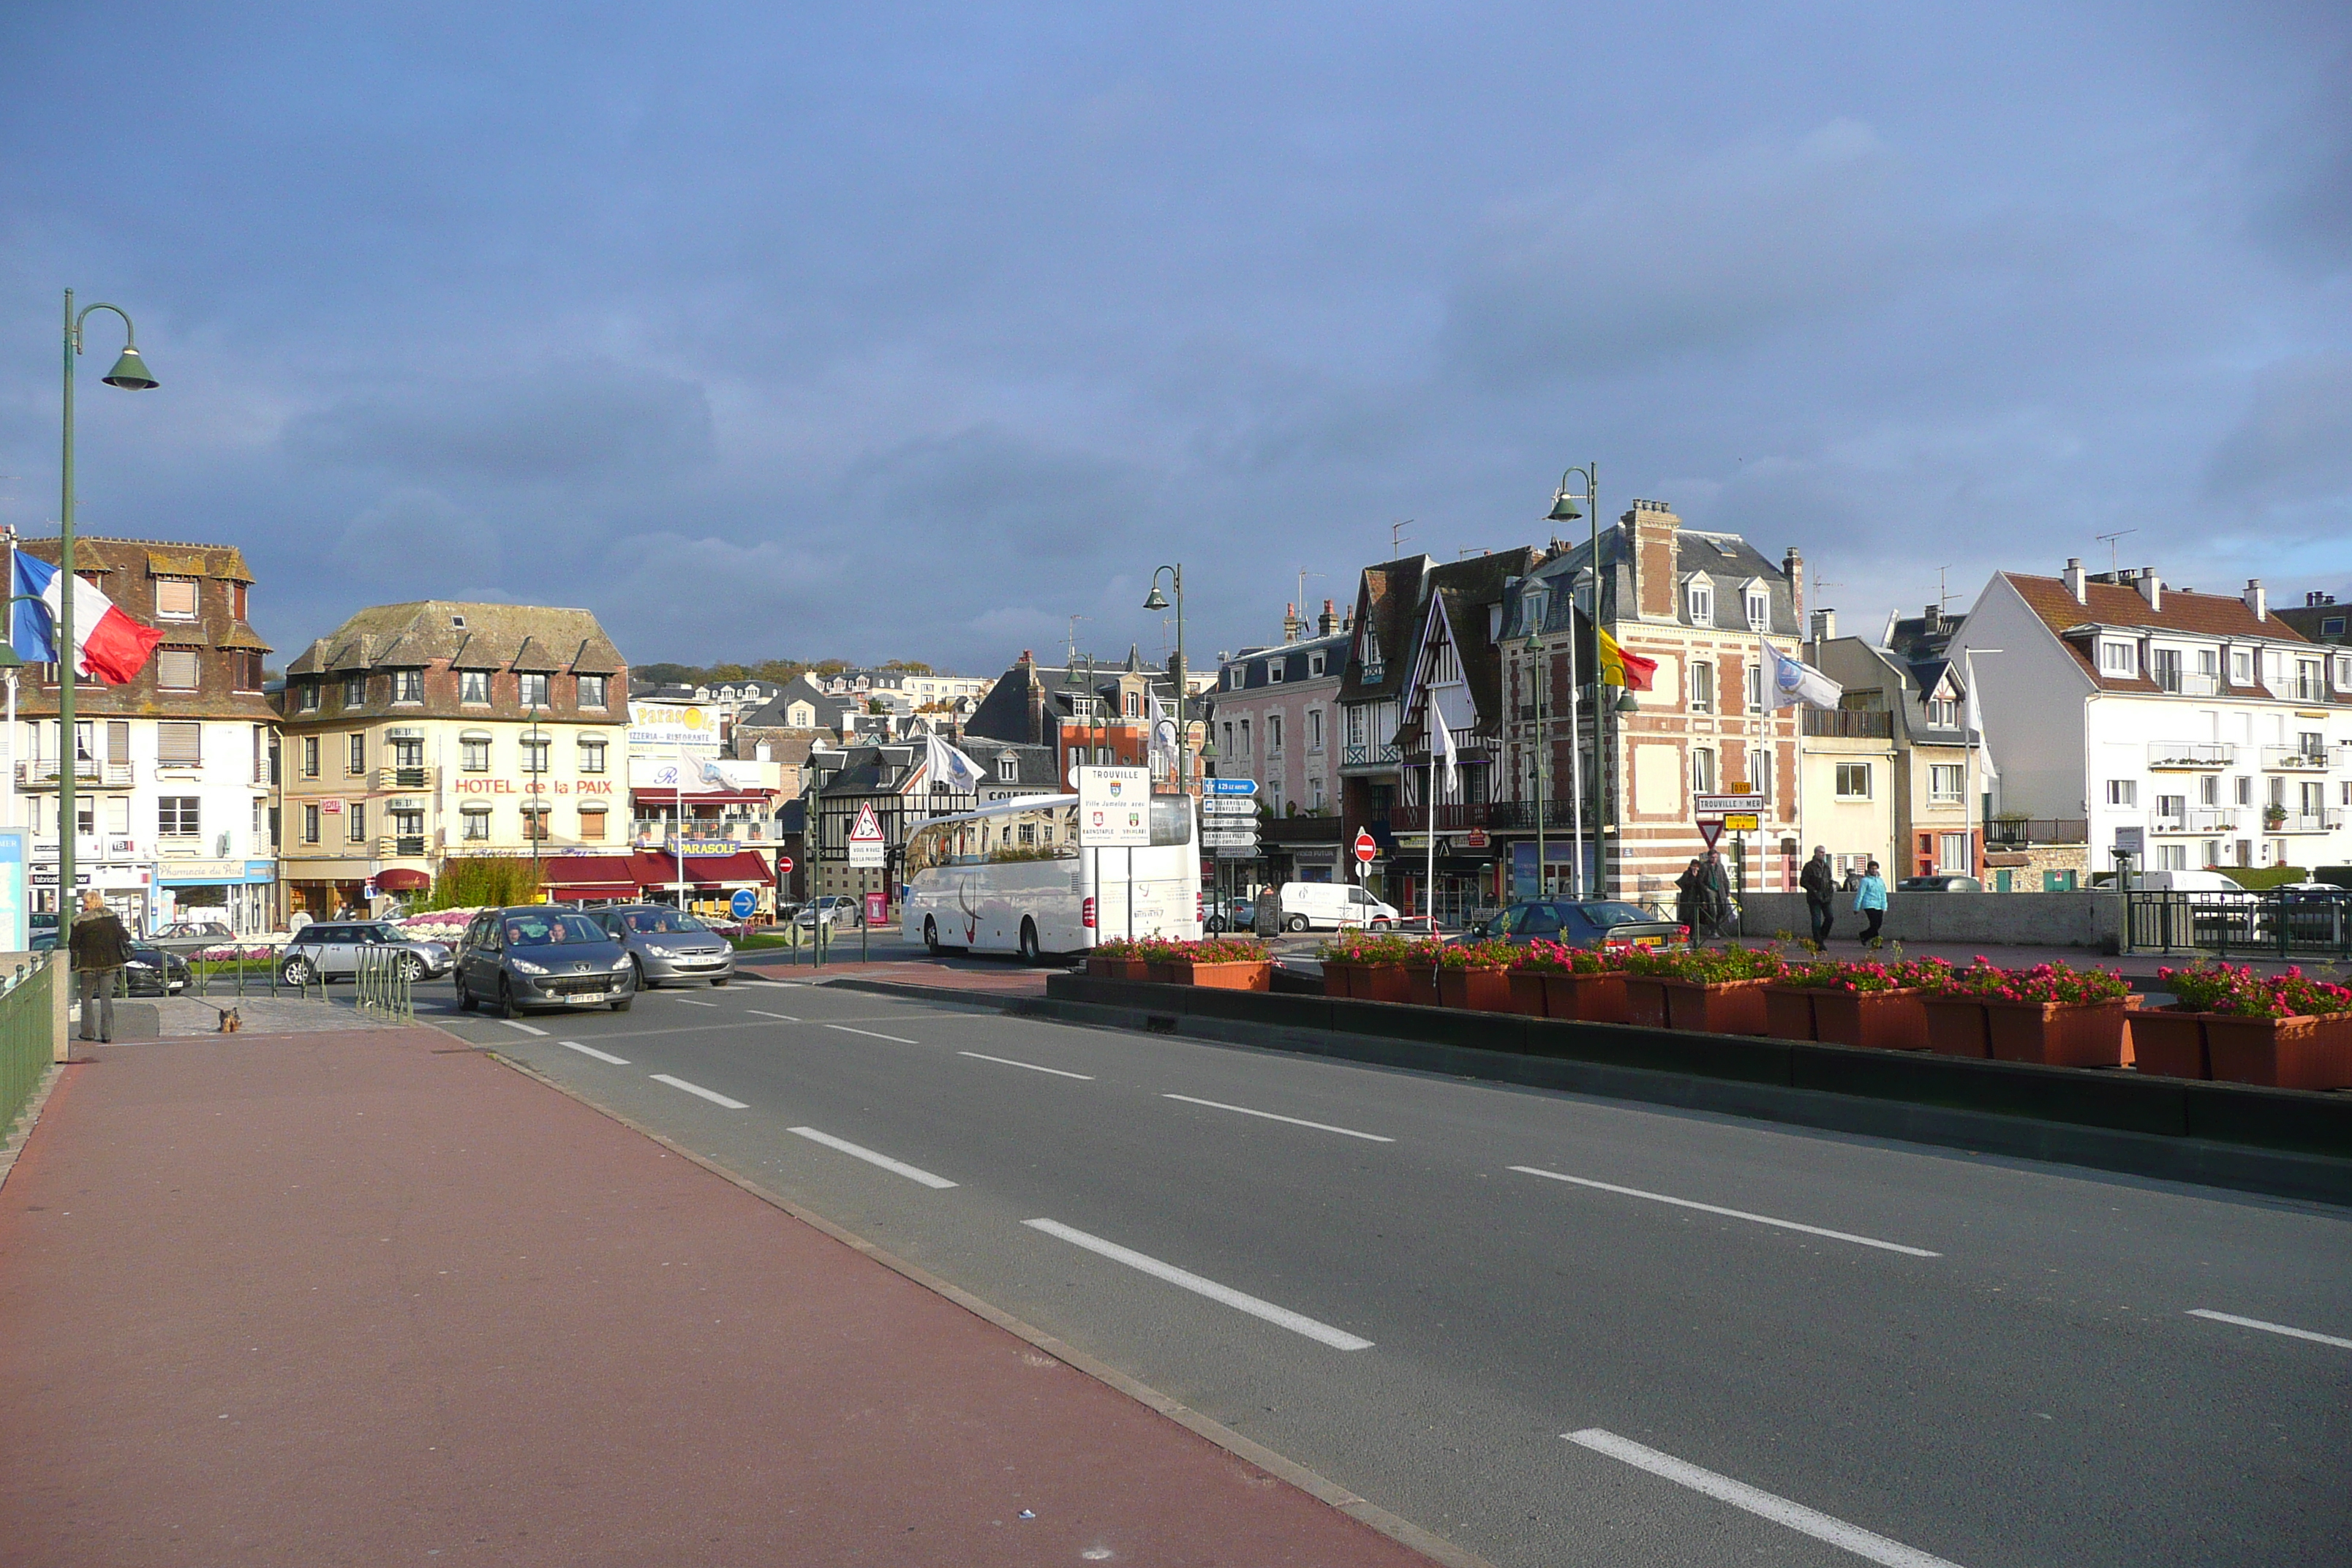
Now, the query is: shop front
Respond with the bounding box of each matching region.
[540,849,776,916]
[157,858,280,935]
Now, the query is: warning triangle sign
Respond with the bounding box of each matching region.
[848,802,885,843]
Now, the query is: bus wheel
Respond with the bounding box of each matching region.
[924,917,943,957]
[1018,919,1041,964]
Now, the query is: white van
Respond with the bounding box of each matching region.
[1272,881,1401,933]
[2133,870,2252,896]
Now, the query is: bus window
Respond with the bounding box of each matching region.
[1149,794,1194,847]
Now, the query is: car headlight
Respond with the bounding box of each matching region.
[510,957,549,976]
[614,959,636,974]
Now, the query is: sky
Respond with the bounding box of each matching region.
[1,1,2345,676]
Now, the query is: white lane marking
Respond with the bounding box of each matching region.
[1566,1430,1965,1568]
[2187,1308,2352,1350]
[677,998,719,1008]
[824,1024,917,1044]
[1510,1168,1940,1258]
[959,1050,1094,1080]
[1022,1218,1373,1351]
[1161,1093,1392,1143]
[746,1009,801,1022]
[788,1127,957,1188]
[499,1019,549,1036]
[559,1040,630,1065]
[649,1074,748,1109]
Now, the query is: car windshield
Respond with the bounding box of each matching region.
[503,912,610,947]
[1574,902,1659,929]
[358,924,405,943]
[621,910,706,935]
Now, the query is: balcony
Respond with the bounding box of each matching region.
[2149,671,2223,696]
[1341,740,1401,768]
[2267,810,2344,834]
[1800,709,1893,739]
[2155,808,2242,834]
[15,759,134,789]
[374,765,433,791]
[2146,742,2234,769]
[1989,817,2089,845]
[374,835,430,858]
[2261,747,2329,772]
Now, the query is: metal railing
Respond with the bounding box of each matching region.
[2146,742,2234,769]
[14,759,134,788]
[1801,708,1894,738]
[2123,892,2352,960]
[2261,747,2329,772]
[354,946,415,1022]
[1987,818,2089,845]
[2269,810,2343,834]
[0,959,57,1143]
[374,765,431,789]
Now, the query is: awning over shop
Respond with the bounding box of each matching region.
[375,867,431,892]
[540,854,644,902]
[629,789,772,809]
[621,851,774,889]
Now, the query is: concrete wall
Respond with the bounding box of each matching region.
[1739,889,2123,949]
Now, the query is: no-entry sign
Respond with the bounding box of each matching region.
[1352,827,1377,864]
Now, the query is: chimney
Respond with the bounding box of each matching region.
[1317,598,1341,636]
[1625,500,1681,620]
[2244,578,2266,622]
[1811,608,1836,644]
[2064,557,2087,603]
[1782,546,1804,631]
[1923,603,1942,634]
[2137,569,2162,611]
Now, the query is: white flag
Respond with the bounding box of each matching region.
[1765,640,1842,709]
[1147,687,1180,777]
[924,731,984,794]
[1961,652,1998,780]
[1430,698,1460,796]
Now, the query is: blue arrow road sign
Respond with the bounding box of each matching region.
[1207,777,1258,795]
[731,888,757,919]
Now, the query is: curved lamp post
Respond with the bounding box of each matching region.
[57,292,159,951]
[1142,565,1189,794]
[1544,467,1634,897]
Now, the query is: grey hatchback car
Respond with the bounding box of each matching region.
[586,904,736,988]
[454,907,638,1016]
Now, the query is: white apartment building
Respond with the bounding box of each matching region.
[1950,561,2352,876]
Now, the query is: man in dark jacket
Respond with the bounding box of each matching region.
[1696,850,1735,938]
[1673,859,1702,935]
[69,892,135,1044]
[1800,845,1836,945]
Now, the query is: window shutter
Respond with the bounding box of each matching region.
[157,649,200,690]
[156,578,199,617]
[158,721,203,765]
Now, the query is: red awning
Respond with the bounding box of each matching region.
[633,849,775,887]
[374,867,431,892]
[541,854,642,891]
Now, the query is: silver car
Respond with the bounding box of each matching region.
[280,920,454,986]
[587,904,737,988]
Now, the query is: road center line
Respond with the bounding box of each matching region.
[958,1050,1095,1079]
[498,1019,549,1037]
[676,998,719,1008]
[559,1040,630,1065]
[1509,1167,1940,1257]
[788,1127,957,1188]
[2187,1308,2352,1350]
[1161,1093,1392,1142]
[649,1074,748,1109]
[1565,1430,1965,1568]
[745,1009,801,1022]
[1022,1218,1373,1351]
[824,1024,918,1044]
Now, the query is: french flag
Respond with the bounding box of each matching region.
[11,551,167,685]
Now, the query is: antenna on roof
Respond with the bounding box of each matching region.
[2094,529,2136,574]
[1391,519,1412,557]
[1935,565,1954,615]
[1065,614,1088,666]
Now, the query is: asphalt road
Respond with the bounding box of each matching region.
[421,970,2352,1568]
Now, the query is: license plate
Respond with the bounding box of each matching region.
[1633,935,1665,947]
[566,992,606,1004]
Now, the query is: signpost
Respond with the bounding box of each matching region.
[1199,796,1256,817]
[1206,777,1258,796]
[776,855,794,876]
[731,888,758,920]
[847,802,886,867]
[1077,766,1150,847]
[1697,819,1725,851]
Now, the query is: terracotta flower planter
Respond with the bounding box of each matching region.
[1088,956,1150,981]
[1505,971,1550,1017]
[1322,962,1360,998]
[1406,968,1441,1009]
[1661,977,1771,1036]
[2204,1012,2352,1091]
[1983,998,2131,1068]
[1438,968,1513,1012]
[2127,1007,2208,1080]
[1542,972,1629,1024]
[1921,996,1990,1058]
[1175,960,1270,991]
[1762,984,1819,1042]
[1621,976,1670,1028]
[1812,989,1929,1052]
[1357,964,1414,1004]
[1145,962,1183,984]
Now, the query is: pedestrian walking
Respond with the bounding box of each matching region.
[1854,859,1889,948]
[69,892,134,1044]
[1674,858,1702,935]
[1800,845,1836,946]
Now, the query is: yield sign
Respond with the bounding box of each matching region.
[1696,818,1725,850]
[1352,827,1377,865]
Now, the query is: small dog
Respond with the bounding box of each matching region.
[216,1007,242,1034]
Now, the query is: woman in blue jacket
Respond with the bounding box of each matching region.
[1853,860,1889,947]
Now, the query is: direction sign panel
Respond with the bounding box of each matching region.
[1200,796,1256,817]
[1213,843,1262,858]
[1077,766,1150,846]
[1206,777,1258,796]
[847,802,886,868]
[1200,828,1261,847]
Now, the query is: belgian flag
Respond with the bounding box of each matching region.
[1596,627,1656,691]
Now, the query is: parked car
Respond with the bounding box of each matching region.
[1266,881,1401,933]
[146,920,235,957]
[279,921,455,987]
[795,895,865,930]
[454,907,638,1016]
[1895,875,1983,892]
[121,944,192,996]
[585,904,736,988]
[1474,899,1689,951]
[1201,896,1260,933]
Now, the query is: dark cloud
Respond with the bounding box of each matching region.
[2204,354,2352,508]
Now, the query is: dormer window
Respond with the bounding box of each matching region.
[2230,647,2252,685]
[1685,578,1714,625]
[1744,587,1770,630]
[1269,663,1285,684]
[155,577,199,620]
[997,753,1018,782]
[2098,640,2136,677]
[1926,694,1959,728]
[1309,653,1325,677]
[1360,628,1383,678]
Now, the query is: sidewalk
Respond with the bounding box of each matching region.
[0,1027,1436,1567]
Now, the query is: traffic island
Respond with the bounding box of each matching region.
[1035,974,2352,1205]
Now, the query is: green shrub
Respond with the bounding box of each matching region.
[418,856,544,911]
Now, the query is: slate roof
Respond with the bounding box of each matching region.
[1337,556,1431,703]
[287,601,626,677]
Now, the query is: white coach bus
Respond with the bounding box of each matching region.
[900,792,1202,960]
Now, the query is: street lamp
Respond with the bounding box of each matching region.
[1545,464,1629,895]
[1142,565,1191,794]
[56,291,159,951]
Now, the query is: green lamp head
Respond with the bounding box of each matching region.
[102,344,159,391]
[1142,584,1170,611]
[1547,479,1582,524]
